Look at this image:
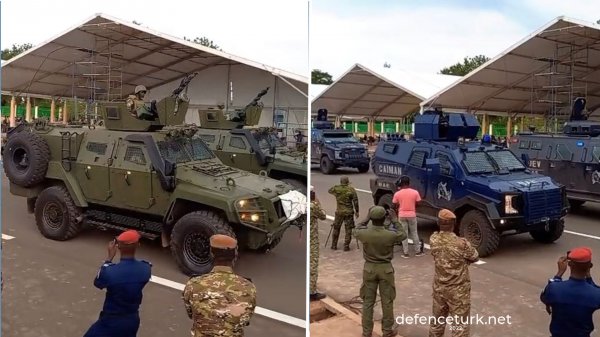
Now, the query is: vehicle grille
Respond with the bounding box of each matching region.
[525,189,563,223]
[273,199,286,220]
[343,150,364,159]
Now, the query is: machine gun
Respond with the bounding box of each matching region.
[226,87,270,125]
[171,72,198,114]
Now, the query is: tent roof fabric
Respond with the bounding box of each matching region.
[421,16,600,116]
[1,13,307,99]
[311,63,458,118]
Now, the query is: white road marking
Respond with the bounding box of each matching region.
[323,214,487,264]
[149,275,305,329]
[565,230,600,241]
[2,234,15,240]
[356,188,371,194]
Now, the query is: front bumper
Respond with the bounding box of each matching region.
[492,210,567,233]
[333,158,370,167]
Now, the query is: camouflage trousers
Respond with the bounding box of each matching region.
[309,223,319,294]
[360,262,396,336]
[331,212,355,249]
[429,284,471,337]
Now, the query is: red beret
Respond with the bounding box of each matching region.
[210,234,237,249]
[568,247,592,263]
[117,230,141,244]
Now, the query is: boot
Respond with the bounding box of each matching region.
[343,246,350,251]
[310,292,326,301]
[331,245,337,250]
[382,326,398,337]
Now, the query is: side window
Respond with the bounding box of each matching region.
[593,146,600,162]
[86,142,108,155]
[198,134,215,143]
[518,140,530,149]
[436,152,454,176]
[555,144,572,160]
[229,136,247,150]
[311,130,321,141]
[124,146,147,165]
[531,141,542,150]
[408,150,427,168]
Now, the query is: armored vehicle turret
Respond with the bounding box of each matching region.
[194,87,307,192]
[511,98,600,211]
[371,109,568,257]
[311,109,370,174]
[2,75,306,276]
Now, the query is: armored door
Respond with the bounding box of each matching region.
[311,130,322,164]
[108,139,154,210]
[219,135,261,173]
[430,151,460,209]
[403,147,430,198]
[74,135,116,203]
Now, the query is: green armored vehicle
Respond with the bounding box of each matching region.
[195,88,307,192]
[3,76,306,276]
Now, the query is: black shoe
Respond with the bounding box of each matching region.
[343,246,350,251]
[331,246,337,250]
[310,292,326,301]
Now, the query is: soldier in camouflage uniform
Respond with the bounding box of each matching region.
[126,85,154,120]
[310,186,327,301]
[353,206,407,337]
[429,209,479,337]
[182,234,257,337]
[328,176,359,251]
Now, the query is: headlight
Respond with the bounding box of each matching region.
[504,195,519,214]
[236,198,261,210]
[334,150,341,159]
[236,198,267,225]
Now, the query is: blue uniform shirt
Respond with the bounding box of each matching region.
[94,258,152,315]
[541,276,600,337]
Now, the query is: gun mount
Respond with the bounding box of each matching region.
[562,97,600,136]
[198,87,270,130]
[414,109,479,141]
[312,108,335,129]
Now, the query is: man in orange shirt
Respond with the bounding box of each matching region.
[392,176,423,258]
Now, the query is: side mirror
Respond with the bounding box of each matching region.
[521,153,530,166]
[425,158,440,176]
[164,160,176,176]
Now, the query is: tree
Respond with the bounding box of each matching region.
[1,43,33,60]
[440,55,490,76]
[312,69,333,85]
[184,36,221,51]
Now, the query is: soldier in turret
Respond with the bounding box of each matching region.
[126,85,154,120]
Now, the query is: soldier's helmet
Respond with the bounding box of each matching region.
[369,206,386,220]
[340,176,349,185]
[135,85,147,94]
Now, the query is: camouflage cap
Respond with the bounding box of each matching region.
[340,176,349,185]
[369,206,387,220]
[210,234,237,249]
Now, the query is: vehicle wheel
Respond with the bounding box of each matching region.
[281,178,307,194]
[358,165,369,173]
[377,193,394,209]
[34,185,83,241]
[459,210,500,257]
[530,219,564,243]
[320,156,335,174]
[170,211,235,276]
[568,199,585,212]
[3,131,50,187]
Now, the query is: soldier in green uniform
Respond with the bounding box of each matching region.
[310,186,327,301]
[182,234,257,337]
[353,206,407,337]
[429,209,479,337]
[328,176,359,251]
[126,85,154,120]
[356,204,400,232]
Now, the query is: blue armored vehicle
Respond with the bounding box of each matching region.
[511,98,600,211]
[370,109,568,257]
[311,109,370,174]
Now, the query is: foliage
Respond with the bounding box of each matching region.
[1,43,33,60]
[311,69,333,85]
[440,55,490,76]
[184,36,221,51]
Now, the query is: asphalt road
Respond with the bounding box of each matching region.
[312,167,600,336]
[1,173,306,337]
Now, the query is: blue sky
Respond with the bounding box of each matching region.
[311,0,600,78]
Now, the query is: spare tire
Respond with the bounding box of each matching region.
[3,131,50,187]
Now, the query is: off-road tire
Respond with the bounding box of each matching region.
[170,211,235,276]
[568,199,586,212]
[358,165,369,173]
[320,156,335,175]
[281,178,307,194]
[377,193,394,210]
[34,186,83,241]
[3,131,50,187]
[530,219,564,244]
[459,210,500,257]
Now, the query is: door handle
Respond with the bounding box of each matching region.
[230,154,236,161]
[125,171,131,186]
[84,166,91,179]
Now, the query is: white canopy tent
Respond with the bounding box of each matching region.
[311,63,458,120]
[421,16,600,124]
[1,13,308,131]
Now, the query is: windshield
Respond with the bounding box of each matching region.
[252,132,285,150]
[323,133,359,143]
[487,150,526,171]
[157,137,214,164]
[462,150,526,174]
